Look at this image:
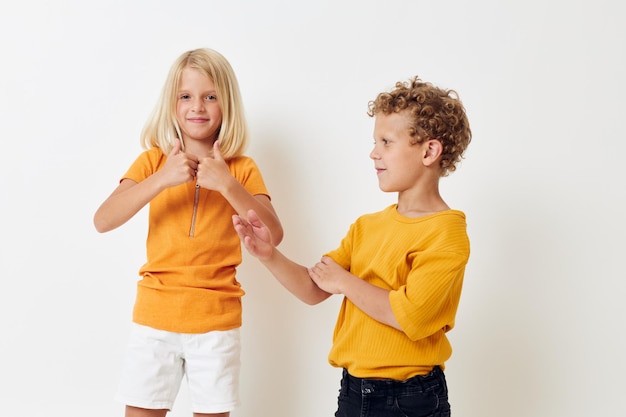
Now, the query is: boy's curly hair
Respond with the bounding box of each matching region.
[368,76,472,176]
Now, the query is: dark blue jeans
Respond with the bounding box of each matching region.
[335,367,451,417]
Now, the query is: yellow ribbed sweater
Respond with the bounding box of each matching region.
[325,205,470,380]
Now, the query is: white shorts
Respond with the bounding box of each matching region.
[115,322,241,413]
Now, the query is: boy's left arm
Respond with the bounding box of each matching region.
[308,256,401,330]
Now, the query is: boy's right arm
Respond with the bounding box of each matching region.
[233,210,331,305]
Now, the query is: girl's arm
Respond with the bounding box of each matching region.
[93,178,157,233]
[233,210,330,304]
[222,186,283,246]
[197,141,283,245]
[93,140,198,233]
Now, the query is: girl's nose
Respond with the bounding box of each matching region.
[191,98,204,112]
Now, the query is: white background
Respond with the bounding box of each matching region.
[1,1,625,416]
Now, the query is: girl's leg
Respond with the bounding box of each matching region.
[117,324,183,415]
[125,407,229,417]
[185,329,241,416]
[125,405,168,417]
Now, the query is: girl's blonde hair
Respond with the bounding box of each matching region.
[140,48,249,159]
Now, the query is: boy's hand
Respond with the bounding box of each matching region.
[233,209,274,260]
[308,256,351,295]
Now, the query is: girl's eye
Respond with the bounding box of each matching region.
[382,139,390,145]
[205,94,217,101]
[180,94,191,100]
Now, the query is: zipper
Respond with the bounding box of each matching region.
[189,184,200,237]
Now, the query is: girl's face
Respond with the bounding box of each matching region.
[369,111,426,193]
[176,66,223,147]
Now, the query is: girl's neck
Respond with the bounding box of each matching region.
[183,139,216,159]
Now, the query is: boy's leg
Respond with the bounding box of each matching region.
[335,367,451,417]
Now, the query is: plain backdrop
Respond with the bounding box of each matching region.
[1,1,625,416]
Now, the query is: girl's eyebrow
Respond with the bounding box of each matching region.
[177,89,218,94]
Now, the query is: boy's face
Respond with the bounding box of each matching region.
[370,111,429,193]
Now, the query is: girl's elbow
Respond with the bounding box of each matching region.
[94,221,110,233]
[93,214,114,233]
[93,216,105,233]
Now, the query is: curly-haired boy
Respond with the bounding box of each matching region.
[234,76,472,416]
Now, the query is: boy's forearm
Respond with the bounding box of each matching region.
[340,277,401,330]
[261,248,331,305]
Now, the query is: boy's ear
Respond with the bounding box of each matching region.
[423,139,443,166]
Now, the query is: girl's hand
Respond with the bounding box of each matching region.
[196,140,233,192]
[232,209,274,260]
[159,138,199,188]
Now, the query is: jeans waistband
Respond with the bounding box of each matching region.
[342,366,443,388]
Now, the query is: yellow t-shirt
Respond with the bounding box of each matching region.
[325,205,470,380]
[123,147,270,333]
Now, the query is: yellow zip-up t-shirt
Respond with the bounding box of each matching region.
[123,147,270,333]
[325,205,470,380]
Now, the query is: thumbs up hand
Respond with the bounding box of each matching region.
[195,140,233,192]
[158,138,199,188]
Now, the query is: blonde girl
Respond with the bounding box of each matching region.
[94,48,283,417]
